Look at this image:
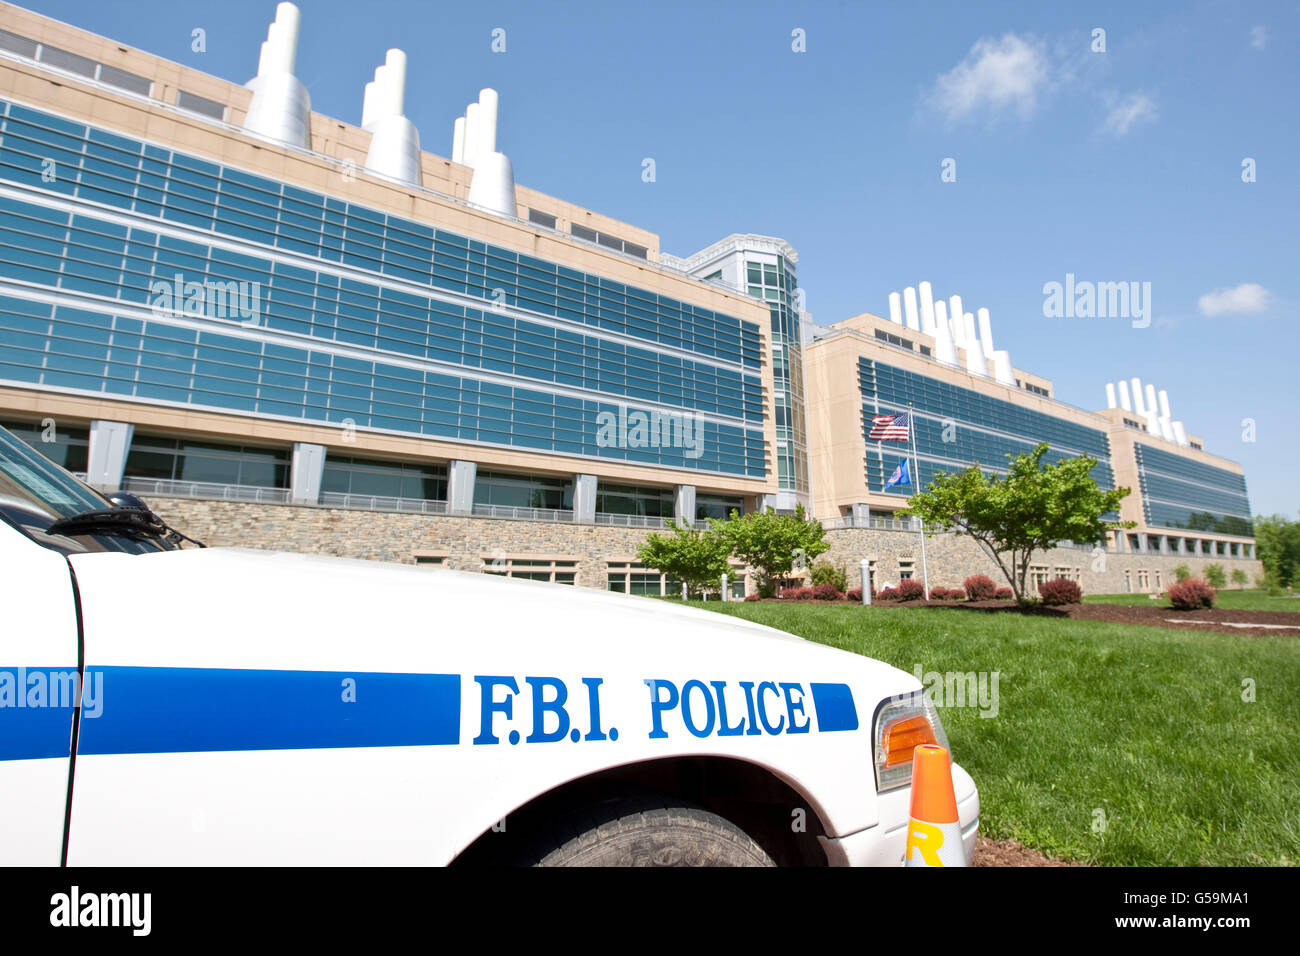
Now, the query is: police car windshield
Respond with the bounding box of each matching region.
[0,425,165,555]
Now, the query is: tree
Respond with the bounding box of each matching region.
[1203,563,1227,589]
[1173,563,1192,582]
[899,443,1134,605]
[1230,568,1248,589]
[1254,514,1300,588]
[636,519,733,598]
[714,505,828,597]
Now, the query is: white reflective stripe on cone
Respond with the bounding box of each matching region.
[904,818,966,867]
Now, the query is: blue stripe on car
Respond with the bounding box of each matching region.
[809,682,859,732]
[73,667,461,756]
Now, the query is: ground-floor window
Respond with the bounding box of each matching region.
[413,551,449,568]
[898,559,915,581]
[1029,565,1051,590]
[482,554,577,585]
[606,560,679,596]
[1136,569,1150,590]
[1053,566,1081,583]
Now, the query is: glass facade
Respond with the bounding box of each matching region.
[860,359,1115,494]
[0,99,767,479]
[1134,442,1253,536]
[473,470,573,510]
[594,483,673,519]
[1,418,88,472]
[746,258,807,494]
[321,455,447,501]
[124,434,289,487]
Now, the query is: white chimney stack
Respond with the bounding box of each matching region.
[465,88,516,218]
[362,48,422,186]
[888,292,903,326]
[903,287,920,331]
[244,2,312,148]
[1143,383,1160,434]
[932,301,958,365]
[1172,421,1188,445]
[1117,380,1133,411]
[918,281,936,334]
[977,307,995,359]
[1106,383,1117,408]
[948,295,965,346]
[451,117,465,164]
[992,350,1015,386]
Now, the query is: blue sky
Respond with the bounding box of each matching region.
[20,0,1299,515]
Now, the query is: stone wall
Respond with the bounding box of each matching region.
[148,497,1264,596]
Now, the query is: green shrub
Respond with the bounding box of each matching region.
[809,560,848,594]
[1173,563,1191,583]
[1203,564,1227,588]
[1231,568,1248,588]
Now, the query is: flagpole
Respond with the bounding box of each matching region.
[908,402,930,599]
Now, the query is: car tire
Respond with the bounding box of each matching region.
[529,795,774,867]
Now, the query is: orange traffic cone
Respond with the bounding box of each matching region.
[904,743,966,867]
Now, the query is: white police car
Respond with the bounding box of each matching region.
[0,424,978,866]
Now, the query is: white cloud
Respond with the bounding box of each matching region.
[1250,25,1268,49]
[1102,93,1157,135]
[926,34,1049,124]
[1198,283,1273,317]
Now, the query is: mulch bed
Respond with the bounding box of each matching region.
[747,596,1299,637]
[972,836,1086,867]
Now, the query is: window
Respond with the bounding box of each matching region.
[322,455,447,501]
[607,560,678,596]
[1053,566,1081,583]
[98,64,151,96]
[595,483,673,518]
[124,435,289,488]
[1023,382,1050,397]
[1124,570,1132,593]
[3,420,90,474]
[176,90,225,121]
[527,209,557,229]
[1154,570,1162,590]
[38,45,96,78]
[1123,417,1142,429]
[898,559,915,581]
[1137,569,1150,590]
[483,555,577,585]
[1029,565,1051,590]
[874,328,914,351]
[696,494,744,522]
[0,29,39,58]
[567,223,646,258]
[413,552,449,568]
[702,269,723,281]
[474,471,573,511]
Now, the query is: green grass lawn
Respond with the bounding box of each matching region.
[1084,588,1300,613]
[693,601,1300,866]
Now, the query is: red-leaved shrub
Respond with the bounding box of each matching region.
[783,586,814,601]
[946,588,966,601]
[929,587,949,600]
[877,587,899,601]
[897,579,926,602]
[743,592,761,602]
[846,588,862,602]
[963,574,998,601]
[1039,577,1083,606]
[811,583,844,601]
[1168,578,1216,610]
[995,587,1013,600]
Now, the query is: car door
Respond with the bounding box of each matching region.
[0,517,82,864]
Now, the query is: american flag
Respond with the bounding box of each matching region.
[868,411,910,441]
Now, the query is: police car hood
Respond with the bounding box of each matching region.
[67,546,913,689]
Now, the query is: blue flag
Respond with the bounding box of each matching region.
[885,457,911,490]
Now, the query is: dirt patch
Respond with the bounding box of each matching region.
[972,836,1086,867]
